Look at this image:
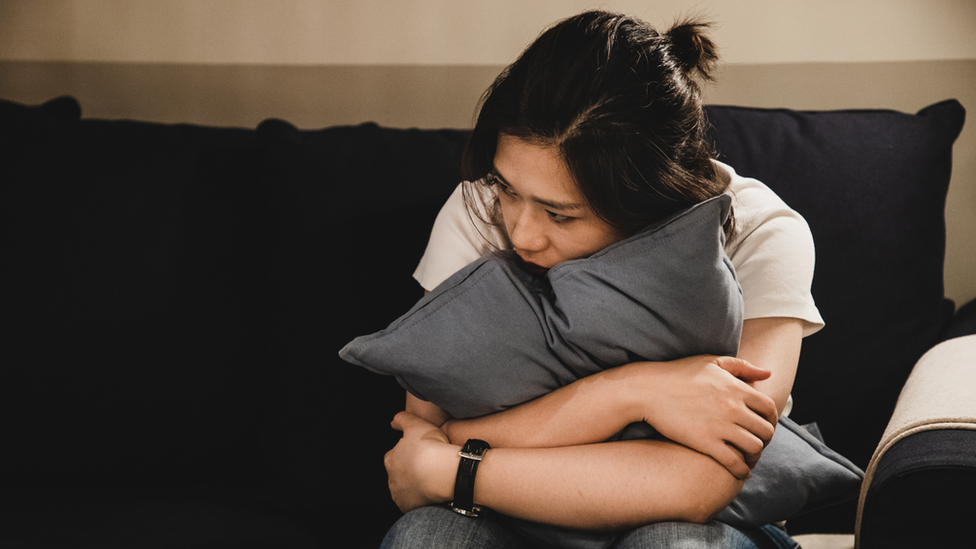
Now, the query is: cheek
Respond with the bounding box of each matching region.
[548,231,597,262]
[497,195,517,231]
[561,226,626,259]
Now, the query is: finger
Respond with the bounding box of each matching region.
[390,410,421,432]
[745,450,761,471]
[736,406,777,446]
[745,391,779,428]
[712,443,751,480]
[726,380,778,428]
[392,411,449,444]
[726,428,766,464]
[714,356,771,382]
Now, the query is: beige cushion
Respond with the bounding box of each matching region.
[793,533,855,549]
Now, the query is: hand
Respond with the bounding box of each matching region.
[632,355,778,480]
[384,411,459,512]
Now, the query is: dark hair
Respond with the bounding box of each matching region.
[462,10,730,237]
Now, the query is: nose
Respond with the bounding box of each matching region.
[508,206,548,255]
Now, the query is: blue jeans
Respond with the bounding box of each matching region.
[380,506,799,549]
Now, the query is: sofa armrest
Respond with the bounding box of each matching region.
[855,335,976,548]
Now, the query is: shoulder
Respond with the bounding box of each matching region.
[715,160,812,257]
[715,161,825,336]
[412,182,507,291]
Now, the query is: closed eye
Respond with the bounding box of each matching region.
[546,210,575,223]
[499,182,518,198]
[487,172,518,198]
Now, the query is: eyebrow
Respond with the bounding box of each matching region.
[492,168,585,212]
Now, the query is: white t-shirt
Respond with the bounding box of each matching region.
[413,160,824,337]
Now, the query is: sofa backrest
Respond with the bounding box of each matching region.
[2,95,965,535]
[705,100,965,531]
[3,96,271,486]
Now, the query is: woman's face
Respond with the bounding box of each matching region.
[491,134,628,273]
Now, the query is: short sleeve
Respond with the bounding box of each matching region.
[413,183,504,291]
[721,162,825,337]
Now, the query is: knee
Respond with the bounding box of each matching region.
[381,507,450,549]
[381,506,519,549]
[612,521,751,549]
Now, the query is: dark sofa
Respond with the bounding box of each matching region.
[2,95,973,548]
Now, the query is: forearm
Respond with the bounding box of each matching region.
[406,391,452,427]
[434,438,743,531]
[443,362,646,448]
[389,324,799,525]
[443,320,797,480]
[735,317,803,415]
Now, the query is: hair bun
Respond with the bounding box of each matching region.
[665,20,718,80]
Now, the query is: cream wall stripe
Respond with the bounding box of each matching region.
[1,0,975,65]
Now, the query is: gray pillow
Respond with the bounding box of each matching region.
[339,193,863,535]
[340,194,742,420]
[717,417,863,527]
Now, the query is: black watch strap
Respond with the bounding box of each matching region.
[450,439,490,517]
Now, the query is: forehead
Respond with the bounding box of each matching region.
[493,134,585,209]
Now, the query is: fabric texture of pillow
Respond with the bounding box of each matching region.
[717,417,863,527]
[341,194,741,420]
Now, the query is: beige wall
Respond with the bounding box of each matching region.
[1,0,974,308]
[2,0,975,65]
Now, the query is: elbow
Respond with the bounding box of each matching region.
[625,466,743,527]
[681,506,720,526]
[678,468,744,525]
[684,500,732,525]
[680,493,740,525]
[607,441,748,529]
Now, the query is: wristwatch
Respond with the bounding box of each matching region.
[450,438,491,517]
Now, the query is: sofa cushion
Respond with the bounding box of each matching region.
[0,484,323,549]
[255,118,469,538]
[942,297,976,341]
[3,97,269,486]
[705,100,965,531]
[0,95,81,124]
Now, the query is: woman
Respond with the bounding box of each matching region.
[383,10,822,549]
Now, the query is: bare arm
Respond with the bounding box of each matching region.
[737,317,803,415]
[385,317,804,528]
[406,391,452,426]
[387,411,742,530]
[442,317,800,478]
[441,354,775,477]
